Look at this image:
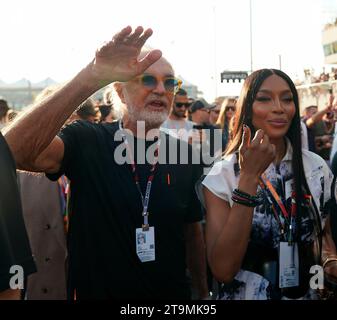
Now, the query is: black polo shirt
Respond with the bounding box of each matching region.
[48,120,203,300]
[0,133,36,291]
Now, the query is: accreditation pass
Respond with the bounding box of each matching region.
[136,227,155,262]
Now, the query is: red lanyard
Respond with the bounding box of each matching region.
[58,175,70,195]
[119,121,160,230]
[259,173,297,220]
[259,174,297,242]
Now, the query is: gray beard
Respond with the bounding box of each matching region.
[127,106,169,129]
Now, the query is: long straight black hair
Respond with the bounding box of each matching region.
[226,69,322,246]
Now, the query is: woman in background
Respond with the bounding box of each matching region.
[215,98,237,151]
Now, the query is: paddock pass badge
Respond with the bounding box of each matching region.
[279,241,299,288]
[136,227,155,262]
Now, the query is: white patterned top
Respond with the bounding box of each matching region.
[202,139,334,300]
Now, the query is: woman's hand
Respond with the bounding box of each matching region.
[239,125,276,180]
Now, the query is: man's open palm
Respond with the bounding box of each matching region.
[90,26,162,85]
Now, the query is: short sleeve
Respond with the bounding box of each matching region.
[323,160,334,205]
[320,160,334,229]
[46,120,94,181]
[303,149,334,228]
[201,155,238,206]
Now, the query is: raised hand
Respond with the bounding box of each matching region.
[239,125,276,179]
[88,26,162,86]
[328,91,335,107]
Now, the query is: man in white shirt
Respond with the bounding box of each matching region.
[161,88,194,141]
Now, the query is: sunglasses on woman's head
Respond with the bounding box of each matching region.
[175,102,191,108]
[136,74,182,93]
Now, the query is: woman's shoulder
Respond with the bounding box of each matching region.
[301,149,330,170]
[220,152,238,166]
[203,153,238,186]
[202,153,239,203]
[209,153,238,174]
[301,149,333,185]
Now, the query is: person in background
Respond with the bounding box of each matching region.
[0,98,10,130]
[16,85,68,300]
[103,86,113,105]
[215,98,237,152]
[75,98,100,123]
[99,104,115,123]
[17,171,68,300]
[189,99,222,165]
[190,98,214,125]
[209,102,221,126]
[302,105,318,153]
[304,96,336,164]
[328,95,337,161]
[161,88,194,142]
[7,109,18,123]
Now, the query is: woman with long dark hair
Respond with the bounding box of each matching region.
[202,69,337,299]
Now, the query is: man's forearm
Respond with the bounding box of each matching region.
[3,26,161,168]
[3,65,100,167]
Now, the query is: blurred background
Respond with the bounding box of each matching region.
[0,0,336,110]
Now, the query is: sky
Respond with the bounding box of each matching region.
[1,0,337,101]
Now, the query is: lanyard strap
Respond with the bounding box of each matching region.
[259,178,286,236]
[259,174,297,243]
[260,173,290,219]
[119,121,160,229]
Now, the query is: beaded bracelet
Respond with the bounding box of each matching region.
[232,196,257,207]
[232,188,261,207]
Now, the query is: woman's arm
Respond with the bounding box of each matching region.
[204,174,258,283]
[322,216,337,279]
[204,127,276,283]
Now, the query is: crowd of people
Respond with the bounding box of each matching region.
[0,26,337,301]
[295,68,337,86]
